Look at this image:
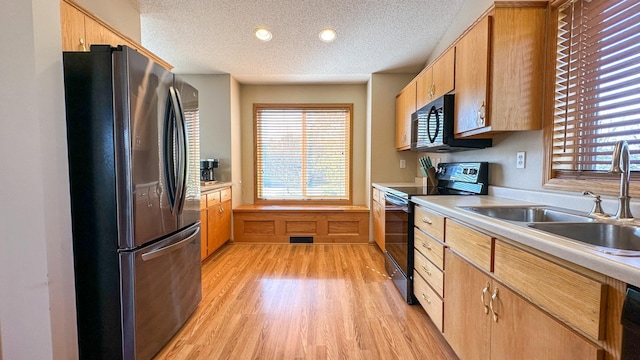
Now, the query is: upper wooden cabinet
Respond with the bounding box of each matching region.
[416,47,455,109]
[454,4,547,137]
[395,81,416,150]
[59,0,172,70]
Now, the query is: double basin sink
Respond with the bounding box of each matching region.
[458,205,640,256]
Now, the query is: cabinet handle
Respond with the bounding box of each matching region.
[489,287,499,322]
[421,217,432,224]
[421,241,432,251]
[430,82,435,99]
[481,281,490,314]
[219,206,224,213]
[478,101,486,124]
[421,293,431,304]
[79,38,87,51]
[421,265,431,276]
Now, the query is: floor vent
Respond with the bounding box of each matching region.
[290,236,313,243]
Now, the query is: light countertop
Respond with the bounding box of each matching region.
[201,182,232,193]
[410,194,640,288]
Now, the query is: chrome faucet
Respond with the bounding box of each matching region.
[610,140,633,219]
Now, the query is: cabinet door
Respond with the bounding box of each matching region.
[60,0,86,51]
[216,199,232,249]
[490,282,602,360]
[432,47,455,100]
[454,16,491,135]
[84,16,131,48]
[444,250,491,360]
[416,67,433,109]
[373,200,385,251]
[200,209,208,260]
[395,82,416,150]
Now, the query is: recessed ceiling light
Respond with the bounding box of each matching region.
[254,28,272,41]
[319,28,337,42]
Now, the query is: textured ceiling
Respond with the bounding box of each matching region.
[135,0,468,84]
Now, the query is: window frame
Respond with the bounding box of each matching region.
[543,0,640,197]
[253,103,354,205]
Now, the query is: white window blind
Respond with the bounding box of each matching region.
[254,104,352,203]
[552,0,640,178]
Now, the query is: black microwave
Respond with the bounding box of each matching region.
[411,94,492,152]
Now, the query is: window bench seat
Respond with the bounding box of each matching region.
[232,205,370,243]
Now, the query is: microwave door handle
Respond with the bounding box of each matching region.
[427,105,439,143]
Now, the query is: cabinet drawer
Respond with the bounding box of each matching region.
[206,191,221,207]
[414,250,444,298]
[414,272,444,332]
[414,229,445,269]
[220,187,231,202]
[200,195,207,210]
[445,220,492,272]
[414,206,445,241]
[493,240,606,341]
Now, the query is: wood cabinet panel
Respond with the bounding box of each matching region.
[414,250,444,297]
[445,220,492,272]
[490,282,602,360]
[414,229,445,270]
[454,16,491,135]
[444,250,492,360]
[414,272,444,332]
[372,200,385,251]
[200,209,208,260]
[416,47,455,109]
[444,250,601,360]
[60,0,86,51]
[59,0,173,70]
[202,187,232,260]
[493,240,606,340]
[395,81,416,150]
[414,205,445,242]
[454,5,546,137]
[431,47,455,100]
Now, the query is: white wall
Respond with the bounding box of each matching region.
[1,0,77,359]
[240,84,368,206]
[368,74,419,188]
[230,77,242,209]
[73,0,142,42]
[180,74,233,182]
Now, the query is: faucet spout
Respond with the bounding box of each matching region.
[610,140,633,219]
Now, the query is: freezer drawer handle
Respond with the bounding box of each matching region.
[141,226,200,261]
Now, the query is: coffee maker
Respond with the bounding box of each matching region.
[200,159,218,182]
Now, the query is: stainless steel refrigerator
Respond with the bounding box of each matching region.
[63,45,202,360]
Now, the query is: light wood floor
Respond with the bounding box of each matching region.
[154,243,458,360]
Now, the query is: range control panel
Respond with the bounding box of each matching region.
[437,162,489,195]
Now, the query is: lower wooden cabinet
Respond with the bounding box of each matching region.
[200,187,231,260]
[372,187,385,250]
[444,250,602,360]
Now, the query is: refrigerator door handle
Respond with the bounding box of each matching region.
[164,86,183,215]
[141,224,200,261]
[174,88,188,215]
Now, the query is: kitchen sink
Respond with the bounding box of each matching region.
[528,222,640,256]
[459,206,594,223]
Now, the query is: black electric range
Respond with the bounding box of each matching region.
[382,162,489,304]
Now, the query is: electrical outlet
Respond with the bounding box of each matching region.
[400,159,406,169]
[516,151,526,169]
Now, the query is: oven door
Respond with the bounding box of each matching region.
[383,192,414,303]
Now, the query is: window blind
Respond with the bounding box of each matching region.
[552,0,640,177]
[254,104,352,202]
